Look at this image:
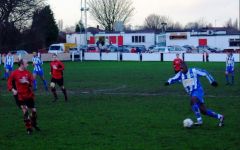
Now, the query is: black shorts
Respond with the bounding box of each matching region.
[51,78,64,87]
[18,99,35,108]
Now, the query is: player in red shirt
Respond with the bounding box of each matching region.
[50,54,68,102]
[173,53,183,73]
[8,59,40,134]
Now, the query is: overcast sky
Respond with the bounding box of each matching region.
[47,0,239,28]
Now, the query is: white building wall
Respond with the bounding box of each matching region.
[66,33,87,46]
[166,32,240,49]
[123,33,155,49]
[166,32,192,46]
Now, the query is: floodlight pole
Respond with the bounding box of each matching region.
[85,0,87,45]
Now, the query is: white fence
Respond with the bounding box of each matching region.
[1,52,239,63]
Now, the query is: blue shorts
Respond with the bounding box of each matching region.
[226,66,234,74]
[5,65,13,71]
[33,70,44,76]
[191,88,204,104]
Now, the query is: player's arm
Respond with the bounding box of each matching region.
[194,68,218,87]
[57,61,64,71]
[173,60,176,69]
[165,72,182,85]
[7,72,17,95]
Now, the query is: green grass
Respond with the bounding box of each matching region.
[0,61,240,150]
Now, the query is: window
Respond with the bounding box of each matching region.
[131,36,146,43]
[135,36,138,43]
[229,39,240,47]
[142,36,145,43]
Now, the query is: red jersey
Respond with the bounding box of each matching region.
[50,60,64,79]
[173,58,183,71]
[8,69,34,101]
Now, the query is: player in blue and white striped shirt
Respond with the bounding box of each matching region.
[165,62,224,127]
[4,52,14,79]
[32,52,48,91]
[225,52,234,85]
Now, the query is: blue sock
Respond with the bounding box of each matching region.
[33,80,37,90]
[4,72,7,79]
[225,75,229,83]
[206,109,220,119]
[43,80,48,90]
[231,75,234,84]
[192,104,202,123]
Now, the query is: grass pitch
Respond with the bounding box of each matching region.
[0,61,239,150]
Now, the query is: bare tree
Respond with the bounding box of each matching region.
[144,14,174,30]
[88,0,134,31]
[225,18,238,29]
[185,18,209,29]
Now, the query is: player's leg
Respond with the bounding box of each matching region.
[39,71,48,91]
[225,69,230,85]
[190,97,203,125]
[61,85,68,101]
[59,78,68,101]
[27,100,40,131]
[231,71,234,85]
[4,68,9,79]
[13,94,20,108]
[33,72,37,91]
[20,103,32,134]
[198,103,224,126]
[50,78,58,102]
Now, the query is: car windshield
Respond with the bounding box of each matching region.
[88,47,95,50]
[50,46,61,51]
[168,47,174,51]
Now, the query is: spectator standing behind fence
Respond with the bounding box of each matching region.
[173,53,183,74]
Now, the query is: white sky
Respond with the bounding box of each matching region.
[47,0,239,28]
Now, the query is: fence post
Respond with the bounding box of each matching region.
[71,52,75,61]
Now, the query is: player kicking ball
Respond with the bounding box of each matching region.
[8,59,40,134]
[164,62,224,127]
[50,54,68,102]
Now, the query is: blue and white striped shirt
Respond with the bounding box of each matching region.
[4,55,14,68]
[167,68,215,95]
[32,56,43,72]
[226,55,234,68]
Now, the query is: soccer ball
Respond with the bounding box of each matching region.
[183,118,193,128]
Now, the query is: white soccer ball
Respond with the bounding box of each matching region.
[183,118,193,128]
[50,82,55,88]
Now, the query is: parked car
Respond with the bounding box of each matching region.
[86,46,99,53]
[107,45,118,52]
[148,45,156,51]
[222,49,235,53]
[11,50,29,57]
[183,45,197,53]
[118,45,131,52]
[168,45,187,53]
[235,49,240,53]
[151,47,169,53]
[69,47,80,54]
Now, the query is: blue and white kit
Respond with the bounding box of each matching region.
[226,55,234,73]
[167,68,215,103]
[32,56,44,76]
